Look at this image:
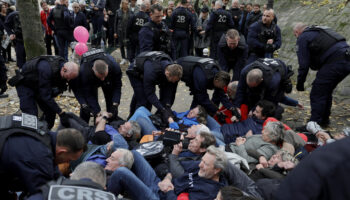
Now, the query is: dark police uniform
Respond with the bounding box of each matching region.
[12,56,67,129]
[170,6,196,59]
[127,10,149,62]
[217,34,248,81]
[177,56,234,116]
[90,0,106,47]
[4,11,26,68]
[0,114,60,198]
[246,20,281,64]
[127,51,177,115]
[0,21,7,96]
[106,0,121,47]
[71,49,122,123]
[244,10,262,36]
[234,58,292,114]
[205,8,234,59]
[139,20,172,56]
[47,3,73,60]
[296,26,350,126]
[230,7,242,31]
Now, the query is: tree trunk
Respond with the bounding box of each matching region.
[267,0,274,9]
[16,0,46,59]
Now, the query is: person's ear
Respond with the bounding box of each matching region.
[56,146,69,155]
[214,167,221,175]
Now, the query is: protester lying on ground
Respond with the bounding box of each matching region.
[215,186,258,200]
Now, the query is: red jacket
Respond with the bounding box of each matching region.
[40,9,53,35]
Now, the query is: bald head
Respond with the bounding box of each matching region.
[262,9,274,26]
[293,22,307,38]
[246,68,263,87]
[61,62,79,81]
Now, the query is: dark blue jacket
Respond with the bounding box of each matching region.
[4,11,23,42]
[296,30,349,85]
[274,137,350,200]
[127,11,150,41]
[217,33,248,72]
[91,0,106,16]
[143,59,177,110]
[205,8,234,39]
[47,4,72,32]
[22,60,64,114]
[72,55,122,114]
[170,7,196,38]
[247,21,281,57]
[221,116,264,144]
[234,62,284,108]
[0,132,60,195]
[72,11,89,30]
[139,21,169,53]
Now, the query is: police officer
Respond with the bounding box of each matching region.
[4,11,26,68]
[28,162,115,200]
[176,56,236,116]
[246,9,281,64]
[234,58,293,119]
[0,126,85,198]
[9,56,79,129]
[71,49,122,123]
[106,0,121,47]
[170,0,196,59]
[127,0,150,62]
[205,0,234,59]
[293,23,350,127]
[244,3,262,36]
[217,29,248,81]
[90,0,106,47]
[127,51,183,120]
[47,0,73,60]
[139,4,172,56]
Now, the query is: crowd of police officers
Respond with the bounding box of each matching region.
[0,0,350,198]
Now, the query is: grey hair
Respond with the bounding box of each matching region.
[140,1,147,10]
[215,0,223,7]
[264,121,285,143]
[206,145,227,172]
[71,161,107,188]
[195,124,210,134]
[246,68,263,85]
[276,150,299,165]
[116,148,134,169]
[128,120,141,139]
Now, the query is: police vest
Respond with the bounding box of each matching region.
[177,56,221,84]
[132,51,172,79]
[52,5,66,30]
[131,11,149,34]
[81,49,113,67]
[42,177,116,200]
[22,55,67,96]
[144,21,172,54]
[304,25,346,69]
[245,58,293,94]
[0,113,51,156]
[213,9,230,32]
[173,8,190,31]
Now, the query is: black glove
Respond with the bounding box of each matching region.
[216,112,227,124]
[265,44,275,52]
[165,105,175,119]
[81,104,93,117]
[160,108,172,123]
[230,107,241,121]
[59,112,70,127]
[296,82,305,91]
[0,84,7,95]
[110,103,119,119]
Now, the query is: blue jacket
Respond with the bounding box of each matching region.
[143,59,178,111]
[221,117,264,144]
[274,137,350,200]
[71,55,122,114]
[170,7,196,38]
[139,20,168,52]
[247,21,281,57]
[47,4,72,32]
[217,33,248,72]
[0,132,61,195]
[72,11,89,30]
[169,110,199,130]
[205,8,234,38]
[296,30,349,85]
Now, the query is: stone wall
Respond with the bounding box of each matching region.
[273,0,350,97]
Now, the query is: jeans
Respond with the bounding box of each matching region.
[107,150,160,200]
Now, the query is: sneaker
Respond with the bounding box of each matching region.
[120,59,126,65]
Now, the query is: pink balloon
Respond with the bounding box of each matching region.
[75,42,88,56]
[74,26,89,43]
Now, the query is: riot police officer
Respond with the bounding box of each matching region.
[234,58,293,119]
[170,0,196,59]
[9,56,79,129]
[127,51,183,120]
[246,9,281,64]
[4,11,26,68]
[176,56,236,116]
[293,23,350,127]
[0,126,85,199]
[139,4,172,56]
[205,0,234,58]
[217,29,248,81]
[47,0,73,60]
[127,0,150,62]
[71,49,122,123]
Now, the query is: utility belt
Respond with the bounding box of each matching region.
[324,48,350,65]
